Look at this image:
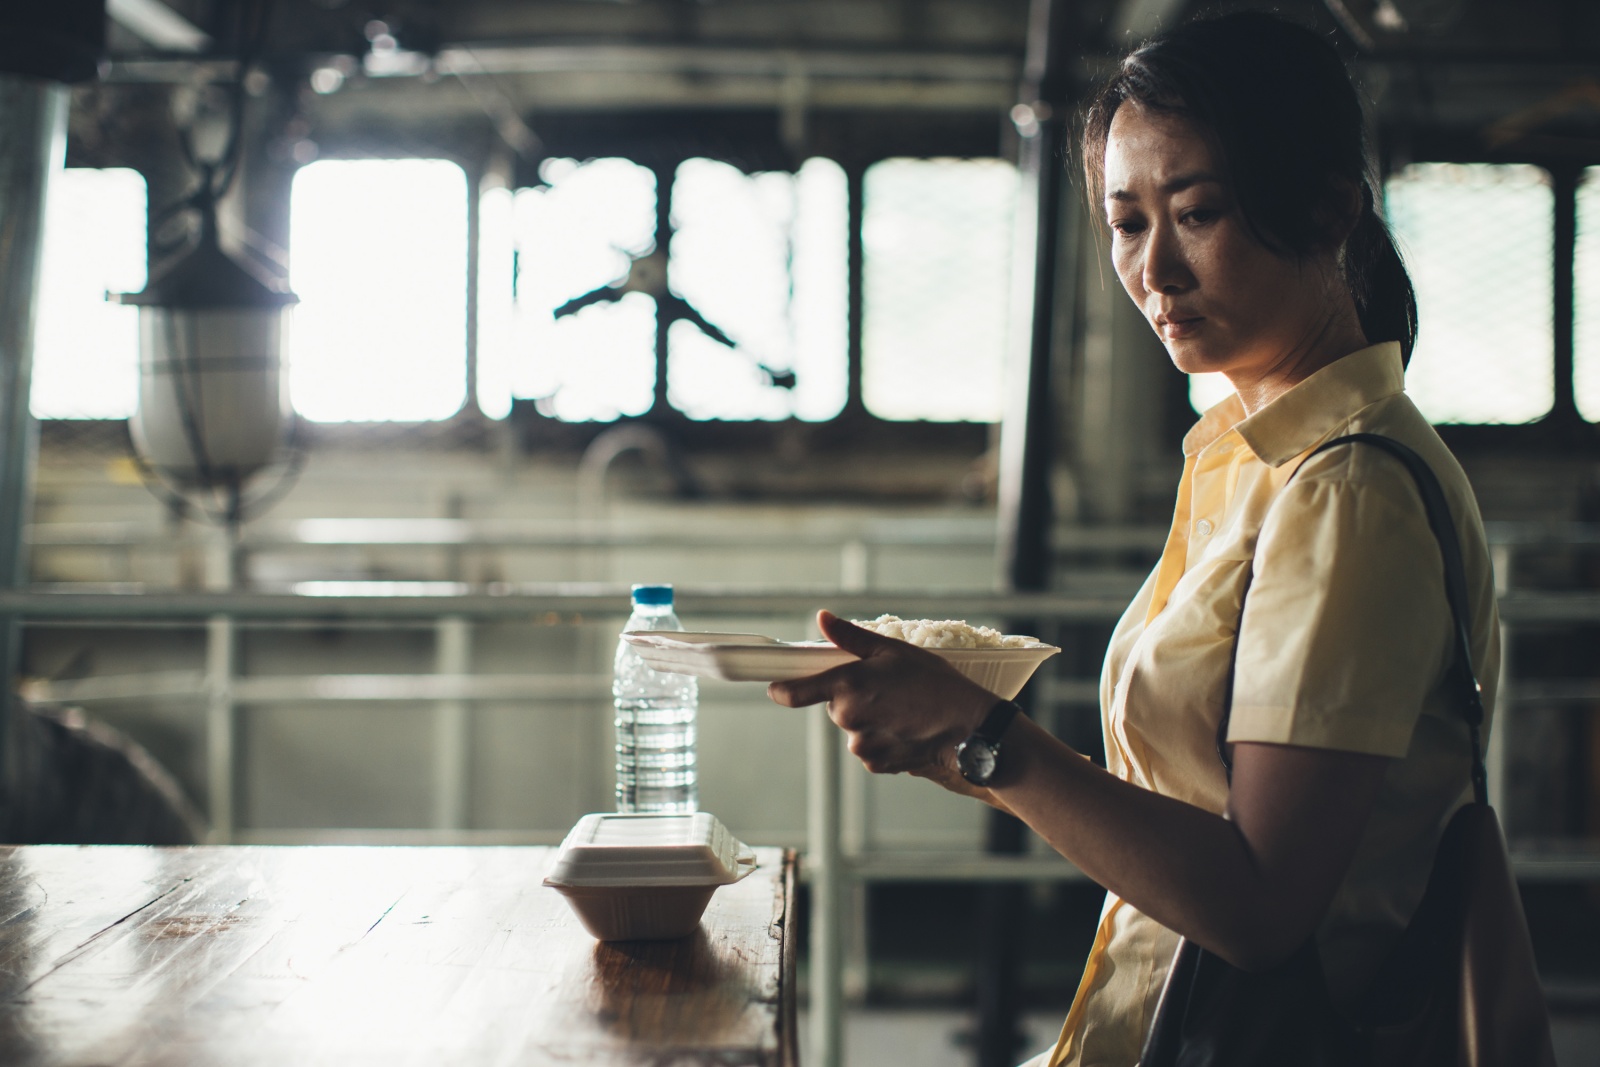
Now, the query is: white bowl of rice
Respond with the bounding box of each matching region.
[851,615,1059,700]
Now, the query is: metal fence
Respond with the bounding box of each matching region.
[13,517,1600,1067]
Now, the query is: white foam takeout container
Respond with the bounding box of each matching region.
[622,631,1061,701]
[543,812,758,941]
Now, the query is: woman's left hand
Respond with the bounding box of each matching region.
[766,610,998,778]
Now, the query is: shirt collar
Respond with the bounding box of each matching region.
[1180,342,1405,466]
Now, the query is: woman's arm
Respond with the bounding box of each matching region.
[988,719,1386,970]
[768,610,1390,971]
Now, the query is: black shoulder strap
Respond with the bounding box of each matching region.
[1218,433,1488,805]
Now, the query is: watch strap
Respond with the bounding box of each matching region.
[974,698,1021,744]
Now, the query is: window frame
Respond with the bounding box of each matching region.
[503,150,1010,456]
[469,105,1009,452]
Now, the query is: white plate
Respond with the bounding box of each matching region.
[623,631,851,682]
[622,631,1061,699]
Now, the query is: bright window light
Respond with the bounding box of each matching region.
[479,158,657,423]
[667,157,847,421]
[1386,163,1554,425]
[1189,373,1234,414]
[863,158,1018,422]
[525,289,657,422]
[289,159,467,422]
[1575,168,1600,422]
[32,168,146,419]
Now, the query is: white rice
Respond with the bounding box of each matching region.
[851,614,1036,649]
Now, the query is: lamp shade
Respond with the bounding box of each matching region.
[128,307,290,486]
[114,221,297,489]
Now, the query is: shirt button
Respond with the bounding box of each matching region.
[1196,519,1214,537]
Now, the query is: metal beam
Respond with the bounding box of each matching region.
[987,0,1084,1059]
[4,588,1600,624]
[0,589,1139,623]
[433,44,1016,83]
[32,665,1595,710]
[108,43,1018,87]
[21,516,1024,549]
[807,705,844,1067]
[0,78,67,832]
[106,0,210,53]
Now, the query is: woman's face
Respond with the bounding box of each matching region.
[1102,104,1342,386]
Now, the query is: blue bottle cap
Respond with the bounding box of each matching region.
[630,584,674,606]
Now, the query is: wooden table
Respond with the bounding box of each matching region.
[0,845,796,1066]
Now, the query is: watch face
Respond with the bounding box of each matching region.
[957,738,997,785]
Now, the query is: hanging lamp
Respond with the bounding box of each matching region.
[112,187,298,514]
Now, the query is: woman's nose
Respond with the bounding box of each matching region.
[1141,222,1193,295]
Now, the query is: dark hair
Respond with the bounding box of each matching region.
[1082,12,1418,365]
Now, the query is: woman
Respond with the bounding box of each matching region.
[767,12,1500,1066]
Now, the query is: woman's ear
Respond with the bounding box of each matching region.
[1318,174,1366,252]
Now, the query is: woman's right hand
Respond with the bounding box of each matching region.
[765,610,998,780]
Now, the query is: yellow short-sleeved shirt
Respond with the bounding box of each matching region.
[1047,342,1501,1067]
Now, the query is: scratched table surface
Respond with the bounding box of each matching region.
[0,845,796,1066]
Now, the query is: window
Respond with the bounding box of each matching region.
[1575,167,1600,422]
[1188,373,1234,414]
[863,158,1018,422]
[289,159,468,422]
[478,157,848,423]
[479,157,658,423]
[482,155,1017,425]
[1385,163,1554,425]
[31,168,146,419]
[666,157,847,421]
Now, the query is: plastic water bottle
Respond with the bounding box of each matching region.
[613,584,698,813]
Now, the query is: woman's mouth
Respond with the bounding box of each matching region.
[1158,315,1204,339]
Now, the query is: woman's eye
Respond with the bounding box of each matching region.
[1180,208,1220,225]
[1109,218,1145,236]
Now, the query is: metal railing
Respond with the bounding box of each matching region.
[16,520,1600,1067]
[13,582,1600,1066]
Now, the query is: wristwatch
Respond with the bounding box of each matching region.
[955,699,1022,786]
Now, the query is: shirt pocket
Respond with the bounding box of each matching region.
[1162,532,1257,630]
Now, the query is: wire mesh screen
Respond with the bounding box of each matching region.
[1385,163,1554,425]
[862,158,1018,422]
[1575,167,1600,422]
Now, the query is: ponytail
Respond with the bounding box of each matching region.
[1345,183,1418,368]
